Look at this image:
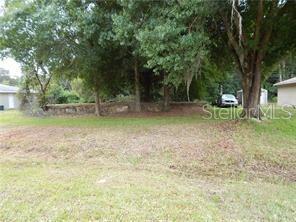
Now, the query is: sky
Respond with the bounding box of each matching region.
[0,58,23,77]
[0,0,23,77]
[0,0,4,15]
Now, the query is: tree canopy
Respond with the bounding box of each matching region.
[0,0,295,117]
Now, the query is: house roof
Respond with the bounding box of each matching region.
[0,84,19,93]
[274,77,296,87]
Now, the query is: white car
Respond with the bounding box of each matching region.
[217,94,238,107]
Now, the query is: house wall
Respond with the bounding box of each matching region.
[277,84,296,106]
[0,93,21,110]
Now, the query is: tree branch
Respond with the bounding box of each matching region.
[220,11,244,70]
[253,0,264,45]
[33,67,45,94]
[188,16,198,33]
[258,0,279,59]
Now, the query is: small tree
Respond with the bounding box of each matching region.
[0,0,69,110]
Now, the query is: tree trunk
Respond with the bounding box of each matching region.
[39,92,48,111]
[134,59,141,112]
[143,70,152,102]
[241,61,262,119]
[163,85,170,111]
[163,74,170,111]
[94,88,101,116]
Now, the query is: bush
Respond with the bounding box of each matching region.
[108,94,135,103]
[271,96,277,103]
[63,91,80,104]
[48,84,80,104]
[71,78,94,103]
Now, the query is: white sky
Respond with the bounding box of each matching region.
[0,0,23,77]
[0,58,23,77]
[0,0,4,16]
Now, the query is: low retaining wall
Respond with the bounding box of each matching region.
[46,102,130,115]
[46,101,204,115]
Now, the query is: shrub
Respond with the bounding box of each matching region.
[271,96,277,103]
[48,84,80,104]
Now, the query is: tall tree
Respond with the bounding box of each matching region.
[57,0,124,116]
[207,0,296,118]
[112,0,154,112]
[137,1,208,109]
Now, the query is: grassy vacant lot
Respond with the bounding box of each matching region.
[0,110,295,221]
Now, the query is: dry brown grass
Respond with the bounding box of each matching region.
[1,120,294,182]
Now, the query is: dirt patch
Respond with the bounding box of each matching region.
[0,121,235,163]
[0,121,294,182]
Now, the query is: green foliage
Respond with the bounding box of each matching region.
[0,0,75,108]
[47,84,80,104]
[0,0,70,69]
[59,0,127,100]
[1,0,295,107]
[137,1,209,89]
[173,62,241,103]
[206,0,296,79]
[263,53,296,100]
[112,0,151,57]
[71,78,94,103]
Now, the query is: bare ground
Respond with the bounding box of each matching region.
[1,121,294,182]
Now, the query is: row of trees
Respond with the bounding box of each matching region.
[0,0,295,118]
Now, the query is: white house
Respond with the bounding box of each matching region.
[0,84,21,110]
[237,88,268,106]
[274,77,296,106]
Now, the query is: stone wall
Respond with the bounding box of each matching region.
[46,101,204,115]
[46,102,130,115]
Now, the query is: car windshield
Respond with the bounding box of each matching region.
[222,94,235,100]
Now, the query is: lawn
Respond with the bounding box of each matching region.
[0,110,295,221]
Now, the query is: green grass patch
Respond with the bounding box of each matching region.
[1,161,295,221]
[0,110,213,128]
[0,161,221,221]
